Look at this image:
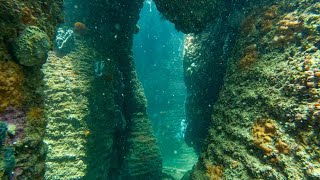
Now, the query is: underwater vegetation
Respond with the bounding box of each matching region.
[0,146,16,178]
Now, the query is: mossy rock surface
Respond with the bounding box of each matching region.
[13,26,50,66]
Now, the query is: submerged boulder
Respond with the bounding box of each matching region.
[13,26,50,66]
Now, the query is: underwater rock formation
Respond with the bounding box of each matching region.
[0,0,63,179]
[188,0,320,179]
[13,26,51,66]
[119,54,162,179]
[0,0,63,61]
[183,19,236,151]
[42,43,94,179]
[153,0,225,33]
[42,0,162,178]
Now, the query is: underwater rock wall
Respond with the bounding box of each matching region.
[0,0,63,179]
[153,0,225,33]
[41,0,162,179]
[152,0,272,34]
[119,57,163,178]
[85,0,163,178]
[183,19,236,151]
[159,0,275,152]
[1,0,162,179]
[188,0,320,179]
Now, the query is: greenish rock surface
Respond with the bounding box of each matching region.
[42,40,94,179]
[119,55,162,179]
[13,26,50,66]
[0,141,15,178]
[186,0,320,179]
[183,20,235,151]
[2,147,15,175]
[42,0,162,178]
[0,0,63,179]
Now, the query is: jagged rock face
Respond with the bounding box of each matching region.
[0,0,63,61]
[183,20,236,151]
[0,0,63,179]
[153,0,225,33]
[0,0,162,179]
[189,0,320,179]
[42,0,162,179]
[117,49,163,180]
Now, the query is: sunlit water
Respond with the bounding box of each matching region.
[133,1,197,178]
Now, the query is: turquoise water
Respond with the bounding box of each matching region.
[133,1,197,178]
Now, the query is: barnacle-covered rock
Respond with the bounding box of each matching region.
[13,26,50,66]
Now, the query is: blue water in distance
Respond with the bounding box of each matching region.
[133,0,197,178]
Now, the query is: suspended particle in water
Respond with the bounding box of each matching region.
[115,23,121,30]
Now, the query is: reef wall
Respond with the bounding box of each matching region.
[182,0,320,179]
[183,19,236,151]
[148,0,269,154]
[41,0,162,179]
[1,0,162,179]
[0,0,63,178]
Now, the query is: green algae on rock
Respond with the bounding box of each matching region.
[13,26,50,66]
[42,40,94,179]
[188,0,320,179]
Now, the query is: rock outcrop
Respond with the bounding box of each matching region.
[183,0,320,179]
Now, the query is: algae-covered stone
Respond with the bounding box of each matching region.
[13,26,50,66]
